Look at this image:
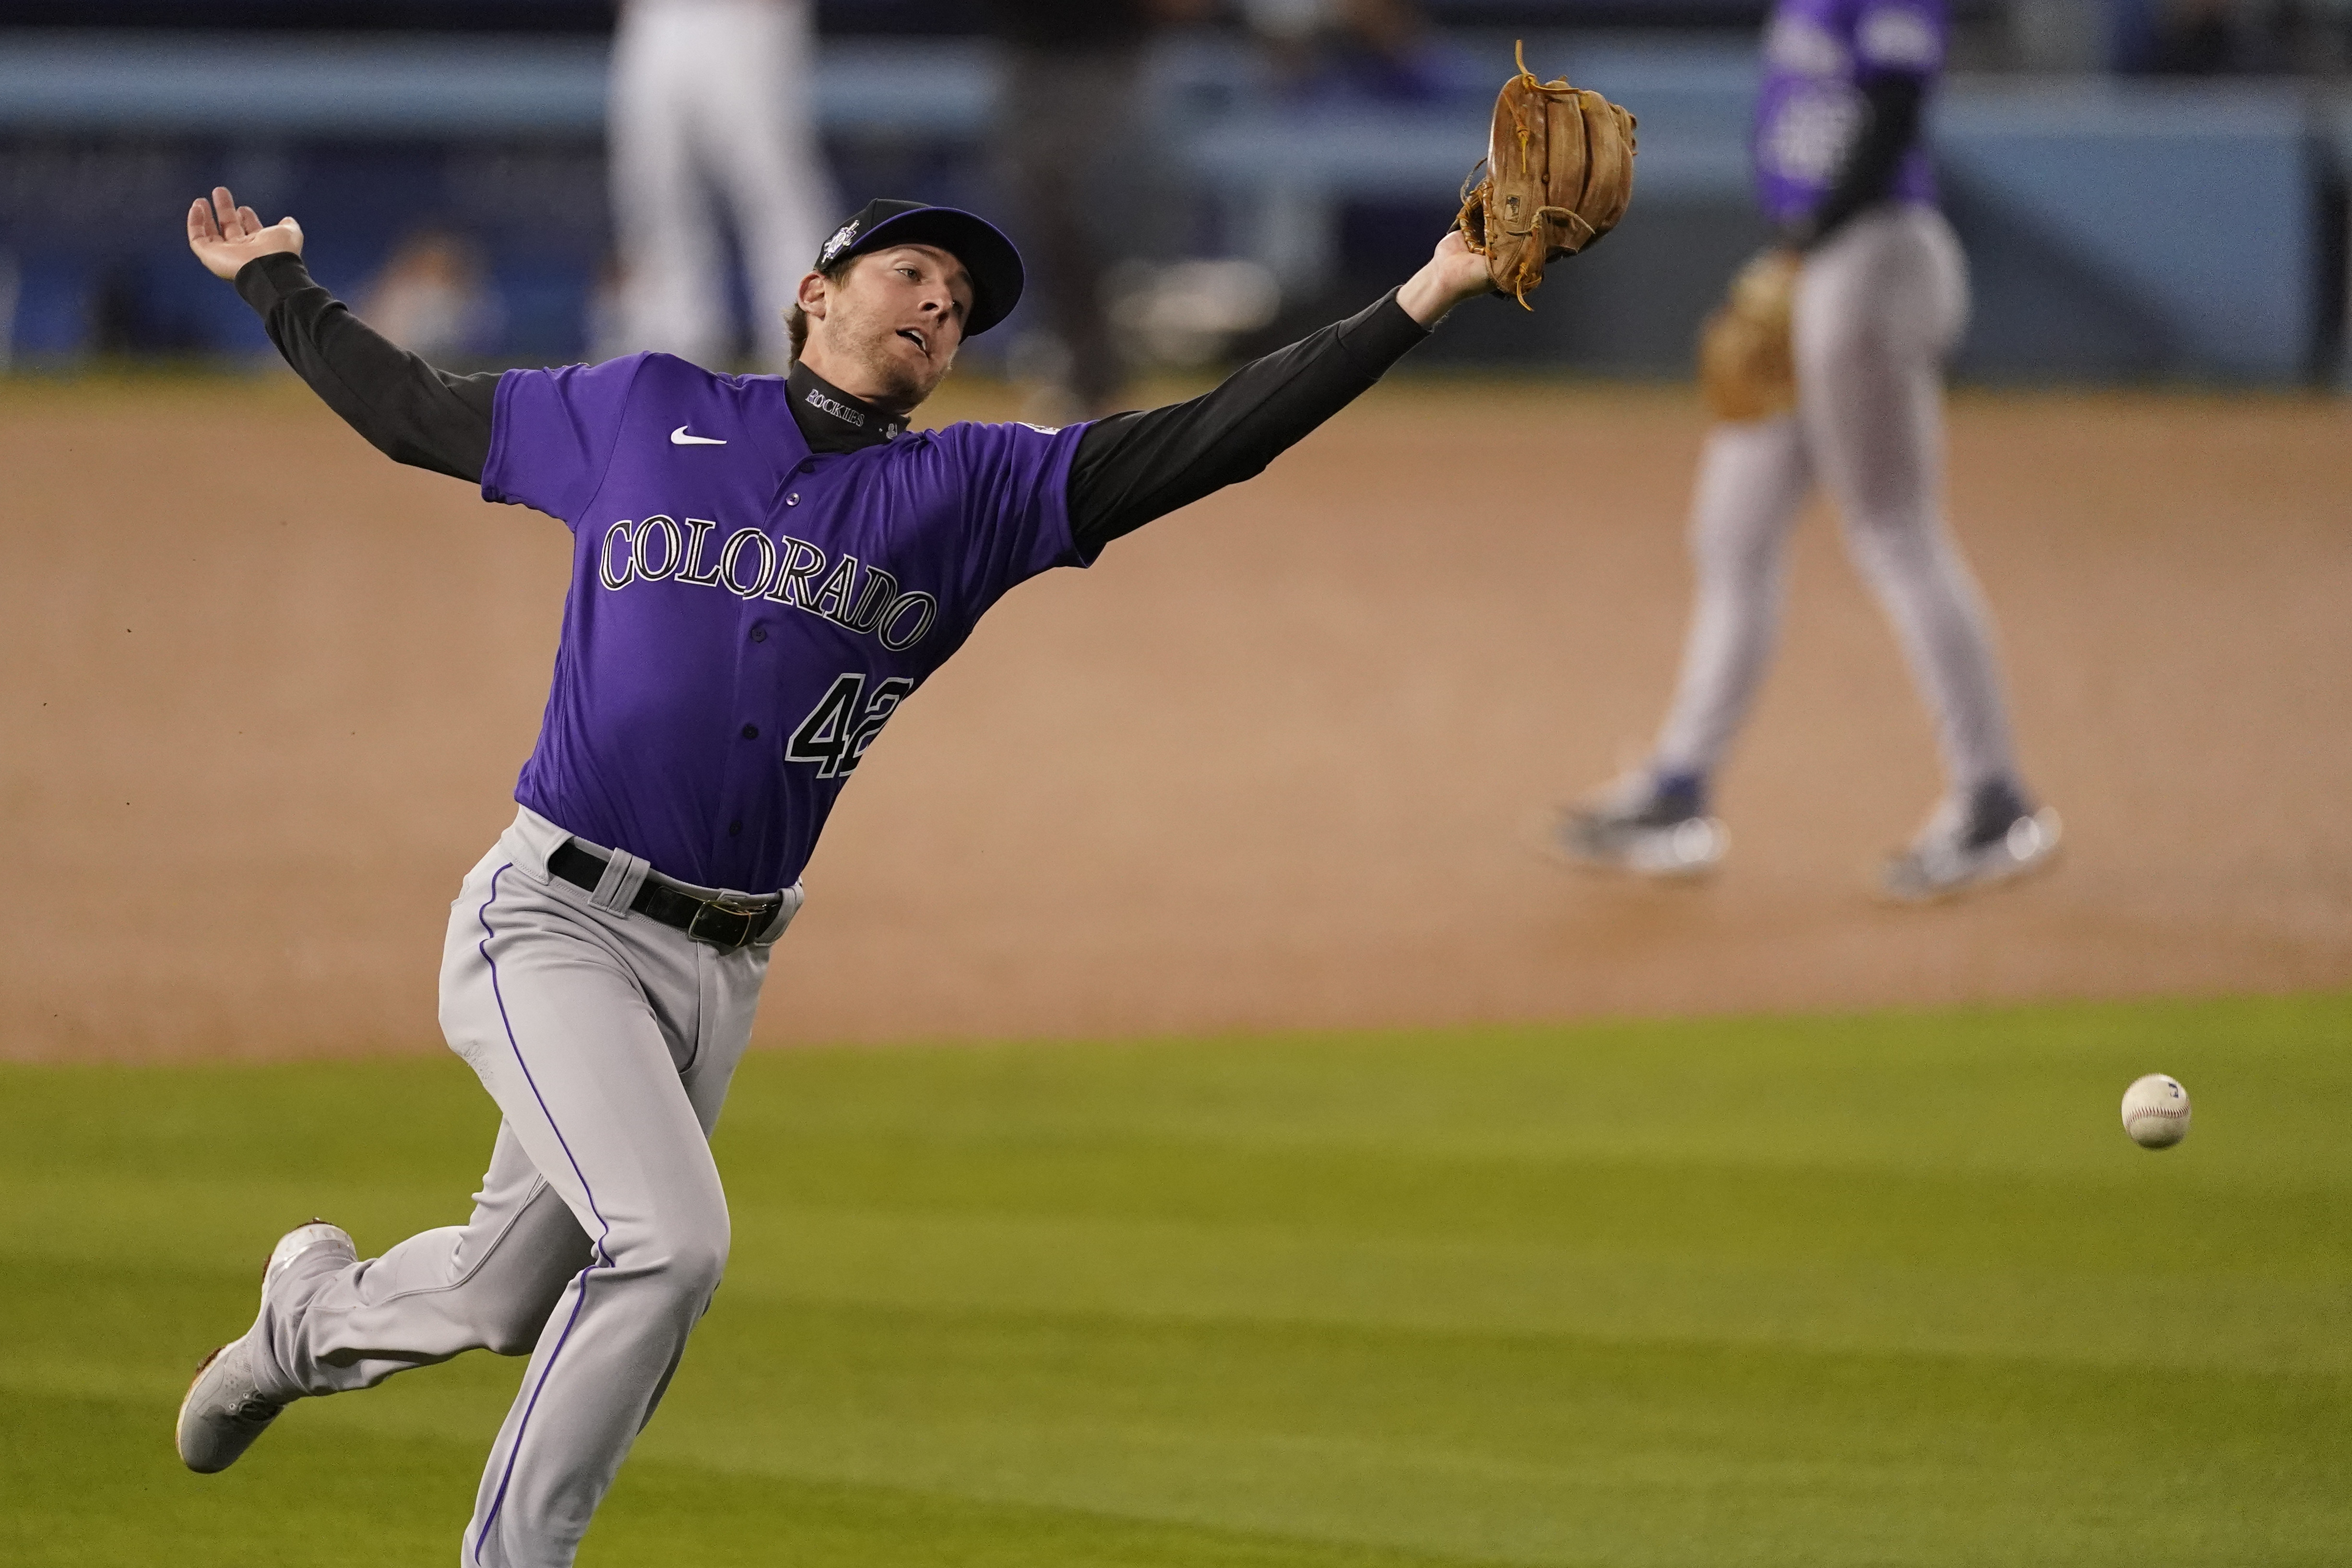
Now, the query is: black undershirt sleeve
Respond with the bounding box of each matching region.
[234,251,498,483]
[1066,288,1431,556]
[1792,74,1925,251]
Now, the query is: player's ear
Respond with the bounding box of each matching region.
[794,269,829,321]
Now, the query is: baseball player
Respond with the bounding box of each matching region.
[1554,0,2061,899]
[177,185,1494,1568]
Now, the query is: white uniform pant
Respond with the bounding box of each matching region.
[1651,204,2021,801]
[246,807,800,1568]
[607,0,834,369]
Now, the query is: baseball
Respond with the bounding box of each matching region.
[2120,1073,2191,1149]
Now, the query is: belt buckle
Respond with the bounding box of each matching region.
[687,893,767,951]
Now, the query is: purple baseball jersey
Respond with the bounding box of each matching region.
[1751,0,1946,226]
[481,352,1089,893]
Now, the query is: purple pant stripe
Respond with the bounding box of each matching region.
[470,862,617,1567]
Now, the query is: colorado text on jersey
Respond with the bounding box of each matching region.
[594,515,938,652]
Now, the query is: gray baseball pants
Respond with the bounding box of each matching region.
[1650,203,2022,800]
[244,805,800,1568]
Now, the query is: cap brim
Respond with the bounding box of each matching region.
[843,207,1025,338]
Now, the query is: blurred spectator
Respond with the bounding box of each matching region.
[357,229,502,361]
[986,0,1208,423]
[606,0,835,370]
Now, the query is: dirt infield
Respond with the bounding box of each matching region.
[4,374,2347,1061]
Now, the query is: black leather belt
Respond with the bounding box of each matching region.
[547,839,782,952]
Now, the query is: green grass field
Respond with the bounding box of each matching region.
[5,994,2348,1567]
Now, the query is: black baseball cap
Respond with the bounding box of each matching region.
[813,198,1024,338]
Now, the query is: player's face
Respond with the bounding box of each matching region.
[805,245,974,412]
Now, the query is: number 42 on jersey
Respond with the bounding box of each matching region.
[788,673,914,778]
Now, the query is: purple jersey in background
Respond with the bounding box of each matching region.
[482,352,1089,894]
[1751,0,1947,226]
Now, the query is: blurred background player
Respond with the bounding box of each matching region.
[606,0,834,369]
[1554,0,2062,902]
[985,0,1208,423]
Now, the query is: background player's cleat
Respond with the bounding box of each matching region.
[1880,792,2062,903]
[176,1220,354,1473]
[1550,773,1728,879]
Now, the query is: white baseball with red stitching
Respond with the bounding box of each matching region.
[2121,1074,2192,1150]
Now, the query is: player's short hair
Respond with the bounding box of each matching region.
[786,254,858,362]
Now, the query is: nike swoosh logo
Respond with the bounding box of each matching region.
[670,426,727,446]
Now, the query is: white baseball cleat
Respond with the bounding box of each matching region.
[176,1220,354,1473]
[1548,775,1728,880]
[1880,801,2062,903]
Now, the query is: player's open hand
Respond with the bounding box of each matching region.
[1396,229,1496,327]
[187,186,303,281]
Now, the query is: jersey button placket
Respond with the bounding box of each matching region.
[720,583,781,876]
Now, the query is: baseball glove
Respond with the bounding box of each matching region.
[1697,249,1801,423]
[1456,42,1638,308]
